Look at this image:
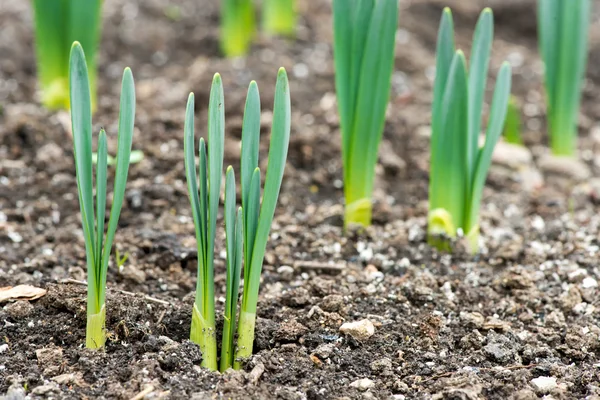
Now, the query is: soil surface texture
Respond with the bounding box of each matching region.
[1,0,600,399]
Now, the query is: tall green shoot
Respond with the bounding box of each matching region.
[263,0,296,37]
[503,96,523,146]
[69,42,135,348]
[34,0,102,110]
[220,0,256,57]
[184,69,290,372]
[333,0,398,228]
[428,8,512,254]
[538,0,591,156]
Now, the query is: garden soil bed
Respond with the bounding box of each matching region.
[2,0,600,398]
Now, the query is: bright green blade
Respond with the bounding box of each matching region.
[244,68,291,314]
[69,42,96,282]
[430,8,456,210]
[68,0,102,110]
[240,81,261,269]
[538,0,560,106]
[99,67,135,302]
[244,168,261,286]
[183,93,207,284]
[220,167,239,372]
[502,96,523,145]
[95,129,107,270]
[206,73,224,319]
[431,51,469,232]
[220,0,255,57]
[198,139,209,287]
[262,0,296,36]
[467,62,512,233]
[552,0,590,155]
[467,8,493,184]
[33,0,68,109]
[346,0,397,204]
[333,0,375,173]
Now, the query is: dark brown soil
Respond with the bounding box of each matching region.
[2,0,600,399]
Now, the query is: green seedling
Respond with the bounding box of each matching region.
[333,0,398,228]
[538,0,591,156]
[503,96,523,146]
[69,42,135,348]
[184,69,290,371]
[428,8,512,254]
[263,0,296,36]
[220,0,256,57]
[33,0,102,110]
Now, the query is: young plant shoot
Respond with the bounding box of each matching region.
[333,0,398,228]
[33,0,102,110]
[263,0,296,36]
[69,42,135,348]
[503,96,523,146]
[538,0,591,156]
[184,69,291,372]
[428,8,512,254]
[220,0,256,57]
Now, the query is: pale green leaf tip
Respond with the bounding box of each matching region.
[277,67,288,78]
[213,73,222,83]
[482,7,492,15]
[443,7,452,16]
[99,128,106,136]
[227,165,234,173]
[188,92,195,101]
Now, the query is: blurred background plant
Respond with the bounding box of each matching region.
[33,0,102,111]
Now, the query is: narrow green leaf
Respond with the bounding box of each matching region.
[206,73,224,320]
[95,129,107,271]
[240,81,261,269]
[467,62,512,232]
[69,42,96,285]
[538,0,560,105]
[197,138,209,310]
[467,8,493,184]
[221,0,255,57]
[68,0,102,109]
[183,93,207,293]
[347,0,397,204]
[263,0,296,36]
[33,0,68,109]
[221,167,238,371]
[244,168,261,286]
[99,67,135,302]
[243,68,291,314]
[502,96,523,145]
[551,0,590,155]
[333,0,374,171]
[432,51,469,229]
[429,7,455,192]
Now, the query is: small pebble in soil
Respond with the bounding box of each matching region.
[349,378,375,392]
[370,357,393,376]
[277,265,294,280]
[4,300,33,319]
[339,319,375,340]
[530,376,558,394]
